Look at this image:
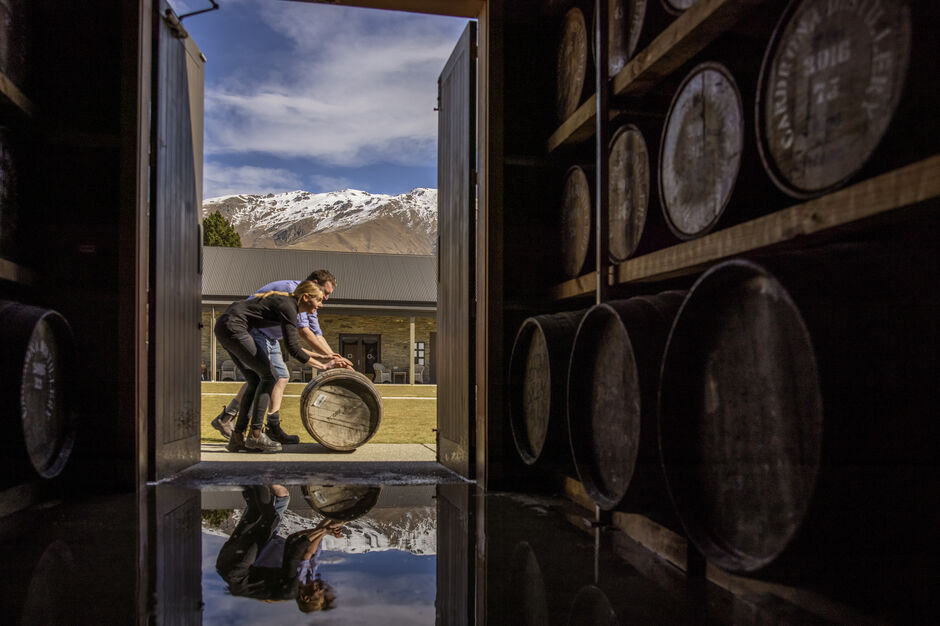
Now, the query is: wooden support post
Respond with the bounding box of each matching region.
[595,0,610,304]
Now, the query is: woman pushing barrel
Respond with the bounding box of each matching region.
[214,281,343,452]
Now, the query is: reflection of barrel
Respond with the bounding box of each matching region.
[658,250,940,587]
[299,369,382,451]
[509,309,585,469]
[658,62,743,240]
[302,485,382,521]
[567,292,683,515]
[556,6,592,121]
[0,539,78,624]
[560,165,593,277]
[756,0,912,198]
[0,301,75,488]
[510,542,550,626]
[567,585,618,626]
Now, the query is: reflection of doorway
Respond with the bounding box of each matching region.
[340,334,381,377]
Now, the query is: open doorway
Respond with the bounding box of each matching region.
[173,0,475,471]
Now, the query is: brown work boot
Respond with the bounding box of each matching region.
[245,430,282,453]
[226,431,246,452]
[211,406,236,440]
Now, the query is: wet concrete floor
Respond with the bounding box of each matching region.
[0,462,931,624]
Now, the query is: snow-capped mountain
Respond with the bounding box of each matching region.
[204,506,437,556]
[203,187,438,255]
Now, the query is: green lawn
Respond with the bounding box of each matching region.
[201,381,437,444]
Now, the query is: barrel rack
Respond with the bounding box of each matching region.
[545,0,939,301]
[504,0,940,622]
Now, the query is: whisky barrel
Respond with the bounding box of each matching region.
[301,484,381,521]
[299,369,382,451]
[658,261,822,573]
[509,309,585,469]
[756,0,912,198]
[0,301,76,487]
[658,248,940,581]
[566,292,684,514]
[608,122,673,261]
[593,1,677,76]
[658,62,743,240]
[560,165,593,277]
[557,6,592,121]
[608,124,650,261]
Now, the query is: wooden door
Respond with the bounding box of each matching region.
[437,23,476,479]
[339,333,381,376]
[150,1,203,479]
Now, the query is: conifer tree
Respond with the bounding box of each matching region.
[202,210,242,247]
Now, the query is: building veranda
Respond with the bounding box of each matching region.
[201,246,437,384]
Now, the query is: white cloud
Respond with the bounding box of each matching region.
[203,1,468,169]
[203,162,303,199]
[311,174,355,192]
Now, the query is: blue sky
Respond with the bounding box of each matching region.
[169,0,469,199]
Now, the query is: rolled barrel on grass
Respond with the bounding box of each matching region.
[299,369,382,451]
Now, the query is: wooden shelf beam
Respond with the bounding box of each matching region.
[547,0,767,152]
[552,154,940,300]
[0,256,38,286]
[0,70,34,119]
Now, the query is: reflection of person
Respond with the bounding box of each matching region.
[211,269,353,444]
[215,485,346,612]
[214,281,343,452]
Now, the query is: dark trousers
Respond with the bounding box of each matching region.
[215,486,279,592]
[214,315,275,432]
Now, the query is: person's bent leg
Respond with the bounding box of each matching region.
[252,329,300,445]
[216,322,269,452]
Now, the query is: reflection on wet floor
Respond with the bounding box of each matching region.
[0,476,934,624]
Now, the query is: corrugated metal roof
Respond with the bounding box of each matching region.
[202,247,437,306]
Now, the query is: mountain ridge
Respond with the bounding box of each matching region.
[203,187,438,256]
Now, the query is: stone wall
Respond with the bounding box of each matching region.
[201,305,436,382]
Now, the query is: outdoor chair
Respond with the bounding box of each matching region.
[372,363,392,383]
[413,363,426,383]
[220,359,236,381]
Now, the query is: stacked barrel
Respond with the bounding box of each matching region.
[549,0,936,264]
[508,0,939,615]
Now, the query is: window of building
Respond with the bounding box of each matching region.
[414,341,425,365]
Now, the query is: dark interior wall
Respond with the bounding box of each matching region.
[15,1,142,490]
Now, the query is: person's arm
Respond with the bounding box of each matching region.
[282,323,335,370]
[300,313,353,368]
[298,326,330,358]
